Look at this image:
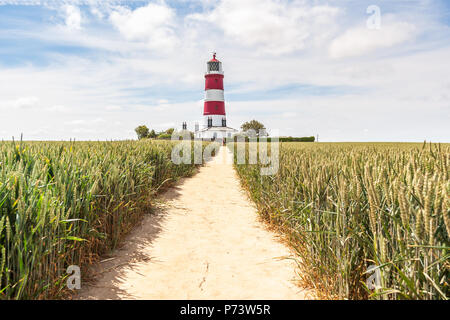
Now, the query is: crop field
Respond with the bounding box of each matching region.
[0,140,208,299]
[1,139,448,300]
[232,142,449,300]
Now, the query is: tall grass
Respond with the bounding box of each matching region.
[232,142,449,300]
[0,139,204,299]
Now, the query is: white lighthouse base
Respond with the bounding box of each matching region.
[200,114,226,129]
[194,126,238,141]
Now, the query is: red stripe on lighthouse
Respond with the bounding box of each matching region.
[205,74,224,90]
[203,101,225,115]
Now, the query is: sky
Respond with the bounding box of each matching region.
[0,0,449,141]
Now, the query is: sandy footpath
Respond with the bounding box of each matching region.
[76,146,311,299]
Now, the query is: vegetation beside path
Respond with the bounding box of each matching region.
[0,140,207,299]
[232,142,449,300]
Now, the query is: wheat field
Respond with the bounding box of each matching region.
[233,142,449,300]
[1,140,448,300]
[0,140,206,299]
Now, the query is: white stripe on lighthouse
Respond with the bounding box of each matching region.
[203,114,226,128]
[204,89,224,102]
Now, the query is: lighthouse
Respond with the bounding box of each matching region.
[194,53,237,140]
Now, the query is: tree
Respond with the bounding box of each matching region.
[135,125,150,140]
[240,120,266,136]
[278,136,315,142]
[157,133,172,140]
[165,128,175,135]
[149,129,157,138]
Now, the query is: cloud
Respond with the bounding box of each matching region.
[65,118,105,125]
[62,5,82,30]
[46,105,70,112]
[109,2,178,51]
[90,6,104,20]
[65,119,87,125]
[156,122,175,129]
[281,112,297,118]
[71,128,97,134]
[188,0,340,55]
[13,96,40,109]
[329,20,417,59]
[105,105,122,111]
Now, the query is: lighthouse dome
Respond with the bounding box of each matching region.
[206,53,223,74]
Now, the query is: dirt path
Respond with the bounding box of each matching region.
[77,146,311,299]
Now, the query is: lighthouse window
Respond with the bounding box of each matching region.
[208,61,219,71]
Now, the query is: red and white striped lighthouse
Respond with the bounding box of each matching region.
[195,53,237,140]
[204,52,225,127]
